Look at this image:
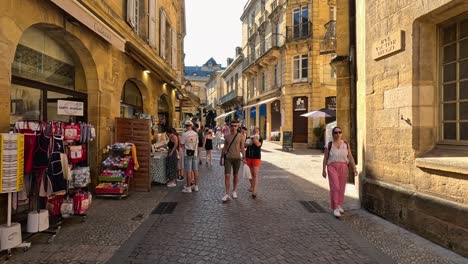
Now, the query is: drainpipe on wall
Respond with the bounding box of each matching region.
[349,0,358,165]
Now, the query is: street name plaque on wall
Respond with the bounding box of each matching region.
[372,30,405,60]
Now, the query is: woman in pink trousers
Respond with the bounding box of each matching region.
[322,127,357,218]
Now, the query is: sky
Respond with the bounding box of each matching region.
[184,0,246,67]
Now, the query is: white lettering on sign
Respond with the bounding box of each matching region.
[373,31,404,60]
[57,100,84,116]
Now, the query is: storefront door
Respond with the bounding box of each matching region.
[292,96,308,143]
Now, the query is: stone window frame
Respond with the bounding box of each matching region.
[414,6,468,174]
[438,13,468,144]
[292,54,308,82]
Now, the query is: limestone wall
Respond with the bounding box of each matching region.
[357,0,468,256]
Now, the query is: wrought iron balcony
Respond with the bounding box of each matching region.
[219,89,238,105]
[286,22,312,42]
[320,20,336,55]
[242,34,281,69]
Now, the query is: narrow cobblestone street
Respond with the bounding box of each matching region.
[3,143,466,264]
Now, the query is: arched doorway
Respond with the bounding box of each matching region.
[10,25,88,126]
[120,80,143,118]
[158,95,170,133]
[259,104,267,139]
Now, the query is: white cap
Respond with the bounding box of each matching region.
[184,120,193,126]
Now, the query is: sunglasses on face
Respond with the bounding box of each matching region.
[231,125,238,127]
[333,131,342,134]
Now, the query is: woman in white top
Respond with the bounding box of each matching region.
[322,127,357,218]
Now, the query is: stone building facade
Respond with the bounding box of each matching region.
[344,0,468,257]
[184,58,225,124]
[241,0,336,144]
[219,49,245,124]
[0,0,185,222]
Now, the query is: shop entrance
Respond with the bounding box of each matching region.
[120,80,143,118]
[292,96,308,143]
[158,95,170,133]
[271,100,281,140]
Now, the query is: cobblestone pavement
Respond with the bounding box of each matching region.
[2,186,168,263]
[108,146,394,264]
[3,142,466,264]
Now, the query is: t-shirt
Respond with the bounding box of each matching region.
[181,130,199,156]
[246,136,263,159]
[223,133,243,159]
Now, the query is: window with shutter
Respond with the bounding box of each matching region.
[127,0,136,29]
[148,0,157,48]
[160,9,166,59]
[172,29,177,69]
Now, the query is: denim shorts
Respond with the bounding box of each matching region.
[184,155,198,172]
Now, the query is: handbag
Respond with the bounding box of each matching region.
[223,133,238,165]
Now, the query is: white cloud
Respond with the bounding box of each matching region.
[184,0,246,67]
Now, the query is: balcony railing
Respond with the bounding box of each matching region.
[243,34,281,69]
[219,89,238,105]
[320,20,336,55]
[286,22,312,42]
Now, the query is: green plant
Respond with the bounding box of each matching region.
[313,125,325,150]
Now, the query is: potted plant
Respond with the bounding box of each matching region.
[313,125,325,150]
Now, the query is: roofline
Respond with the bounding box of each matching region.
[220,55,243,78]
[240,0,256,21]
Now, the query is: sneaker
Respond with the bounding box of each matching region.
[252,193,257,199]
[232,191,238,199]
[337,205,344,213]
[182,186,192,193]
[167,182,177,188]
[333,209,341,218]
[176,176,184,182]
[222,194,230,202]
[199,160,202,165]
[192,185,199,192]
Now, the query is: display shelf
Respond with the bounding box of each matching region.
[98,176,125,182]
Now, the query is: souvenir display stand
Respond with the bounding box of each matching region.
[115,118,151,192]
[0,133,31,258]
[9,121,93,249]
[96,143,134,199]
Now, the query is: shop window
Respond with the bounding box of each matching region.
[10,26,86,127]
[439,15,468,143]
[293,54,308,82]
[12,27,76,90]
[10,84,42,124]
[121,81,143,118]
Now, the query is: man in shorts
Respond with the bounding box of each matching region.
[220,119,246,202]
[180,120,199,193]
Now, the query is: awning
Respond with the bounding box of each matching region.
[215,110,236,120]
[243,97,280,109]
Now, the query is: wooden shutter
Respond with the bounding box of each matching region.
[172,28,177,69]
[160,9,166,59]
[127,0,136,29]
[148,0,157,48]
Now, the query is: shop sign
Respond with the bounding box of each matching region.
[51,0,126,52]
[325,96,336,109]
[372,30,405,60]
[57,100,84,116]
[282,131,293,152]
[293,97,307,112]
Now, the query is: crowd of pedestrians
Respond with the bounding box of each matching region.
[163,119,356,218]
